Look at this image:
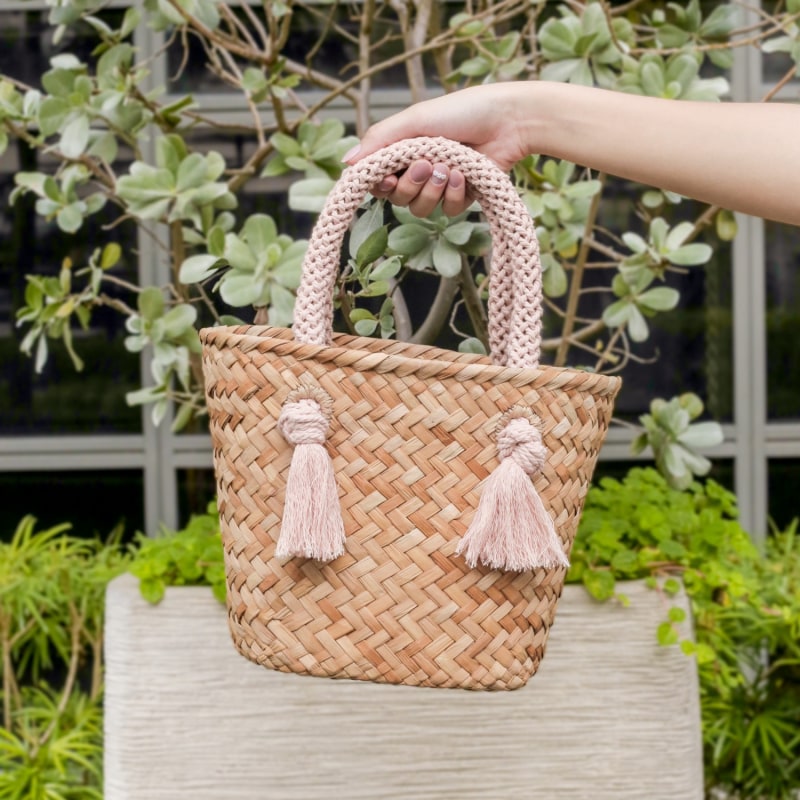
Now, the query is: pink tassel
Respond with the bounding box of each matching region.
[276,396,345,561]
[456,414,569,572]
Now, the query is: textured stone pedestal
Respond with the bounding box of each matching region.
[105,574,703,800]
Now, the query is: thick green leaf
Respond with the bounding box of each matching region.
[101,243,122,270]
[432,239,462,278]
[442,220,473,245]
[138,287,165,320]
[288,177,334,212]
[458,337,487,356]
[667,243,712,266]
[38,96,71,136]
[242,214,278,255]
[388,223,431,255]
[267,284,295,327]
[59,114,90,159]
[56,202,84,233]
[219,273,262,307]
[627,305,649,342]
[369,255,402,282]
[638,286,680,312]
[677,422,724,449]
[715,209,738,242]
[354,318,379,336]
[355,226,388,268]
[350,201,385,258]
[162,304,198,338]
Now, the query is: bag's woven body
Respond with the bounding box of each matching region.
[201,138,621,690]
[202,330,618,689]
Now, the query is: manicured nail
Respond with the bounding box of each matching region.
[409,161,432,184]
[377,178,394,192]
[448,171,464,189]
[342,143,361,162]
[431,167,448,186]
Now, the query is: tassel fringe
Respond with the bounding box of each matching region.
[276,395,345,562]
[457,413,568,572]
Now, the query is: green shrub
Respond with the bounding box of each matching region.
[129,502,225,604]
[0,516,128,799]
[571,467,800,799]
[4,471,799,799]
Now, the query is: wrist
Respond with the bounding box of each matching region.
[515,81,564,158]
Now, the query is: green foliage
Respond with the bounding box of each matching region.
[388,205,491,278]
[4,475,799,798]
[762,4,800,76]
[129,503,226,605]
[538,2,633,88]
[5,0,779,486]
[571,468,800,798]
[0,516,129,798]
[116,134,236,225]
[0,507,226,795]
[633,393,724,490]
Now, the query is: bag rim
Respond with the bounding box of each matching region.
[200,324,623,399]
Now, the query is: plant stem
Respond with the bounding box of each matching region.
[459,257,489,351]
[555,173,606,367]
[33,612,82,757]
[410,276,460,345]
[2,627,14,731]
[170,221,206,389]
[356,0,375,135]
[389,280,414,341]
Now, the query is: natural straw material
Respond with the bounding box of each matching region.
[200,137,622,690]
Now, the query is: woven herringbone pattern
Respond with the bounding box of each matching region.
[201,326,620,690]
[200,137,621,690]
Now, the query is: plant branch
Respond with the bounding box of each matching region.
[410,276,460,345]
[33,609,82,757]
[389,279,413,341]
[555,173,606,367]
[458,257,490,350]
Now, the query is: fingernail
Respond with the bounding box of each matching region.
[409,161,432,184]
[431,168,448,186]
[448,171,464,189]
[377,178,394,192]
[342,143,361,162]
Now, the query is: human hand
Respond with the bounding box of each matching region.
[342,83,532,217]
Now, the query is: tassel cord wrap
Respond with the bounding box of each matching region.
[456,416,569,572]
[275,398,345,562]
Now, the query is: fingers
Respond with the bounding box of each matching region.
[368,160,469,218]
[441,170,467,217]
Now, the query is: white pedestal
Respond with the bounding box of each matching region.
[104,574,703,799]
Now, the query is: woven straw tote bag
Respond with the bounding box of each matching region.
[200,137,622,690]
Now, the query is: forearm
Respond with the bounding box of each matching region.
[527,82,800,225]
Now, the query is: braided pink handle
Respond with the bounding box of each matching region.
[292,137,543,369]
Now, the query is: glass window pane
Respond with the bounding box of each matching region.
[591,458,735,494]
[768,458,800,533]
[577,188,734,422]
[0,469,144,542]
[0,140,141,434]
[166,5,417,97]
[177,467,217,523]
[765,222,800,421]
[0,9,127,86]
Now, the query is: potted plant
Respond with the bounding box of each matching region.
[108,491,705,800]
[103,467,800,799]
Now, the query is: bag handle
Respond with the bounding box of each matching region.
[292,137,544,369]
[282,137,566,570]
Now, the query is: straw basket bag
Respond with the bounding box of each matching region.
[200,137,622,690]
